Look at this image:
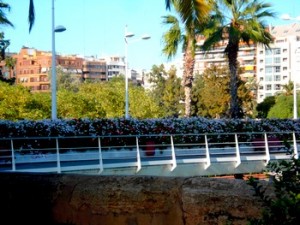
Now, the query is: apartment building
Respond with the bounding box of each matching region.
[82,57,107,81]
[11,48,129,92]
[194,38,256,82]
[256,23,300,103]
[14,47,53,92]
[193,23,300,103]
[105,55,126,80]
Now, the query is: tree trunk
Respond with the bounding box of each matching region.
[226,40,243,119]
[182,38,195,117]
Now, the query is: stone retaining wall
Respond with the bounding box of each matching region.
[0,173,268,225]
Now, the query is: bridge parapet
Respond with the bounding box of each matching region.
[0,132,299,176]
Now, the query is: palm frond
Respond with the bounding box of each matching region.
[162,15,183,59]
[0,2,13,28]
[28,0,35,32]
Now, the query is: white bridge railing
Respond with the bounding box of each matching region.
[0,132,299,176]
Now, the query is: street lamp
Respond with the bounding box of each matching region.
[124,25,150,119]
[51,0,66,120]
[281,14,300,119]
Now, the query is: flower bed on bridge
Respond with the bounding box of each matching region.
[1,118,300,137]
[0,118,299,152]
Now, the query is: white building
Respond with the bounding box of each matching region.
[256,23,300,103]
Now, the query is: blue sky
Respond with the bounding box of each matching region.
[2,0,300,70]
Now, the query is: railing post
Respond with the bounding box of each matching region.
[264,133,270,164]
[10,139,16,171]
[293,132,299,159]
[204,135,211,169]
[235,134,241,167]
[55,138,61,173]
[170,135,177,171]
[98,137,104,174]
[136,137,141,172]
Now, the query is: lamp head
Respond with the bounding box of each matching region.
[54,25,66,33]
[125,32,135,38]
[141,35,151,40]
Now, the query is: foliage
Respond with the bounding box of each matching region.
[161,66,184,117]
[146,64,167,108]
[147,64,183,117]
[267,95,300,119]
[247,154,300,225]
[57,89,106,119]
[256,96,276,119]
[192,64,254,118]
[193,65,230,118]
[48,66,81,92]
[281,80,294,96]
[0,32,15,84]
[0,82,32,120]
[0,2,14,29]
[1,117,300,138]
[0,74,165,120]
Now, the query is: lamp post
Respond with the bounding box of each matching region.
[51,0,66,120]
[281,14,300,119]
[124,25,150,119]
[294,47,300,119]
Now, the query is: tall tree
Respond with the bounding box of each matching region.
[162,66,183,117]
[192,64,253,118]
[256,96,275,118]
[4,56,16,78]
[162,0,212,117]
[202,0,275,118]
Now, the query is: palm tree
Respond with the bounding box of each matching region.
[0,1,13,60]
[202,0,275,118]
[282,80,294,96]
[163,0,212,117]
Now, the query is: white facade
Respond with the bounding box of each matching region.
[256,23,300,103]
[104,55,126,79]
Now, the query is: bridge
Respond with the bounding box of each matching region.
[0,132,299,177]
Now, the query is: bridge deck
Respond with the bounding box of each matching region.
[0,132,299,176]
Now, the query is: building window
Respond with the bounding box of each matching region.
[259,77,263,81]
[265,57,272,64]
[274,57,280,64]
[265,67,272,73]
[265,49,272,55]
[274,75,281,81]
[275,66,280,73]
[266,84,272,90]
[283,49,288,53]
[283,58,287,62]
[274,49,281,55]
[265,75,272,81]
[274,84,281,90]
